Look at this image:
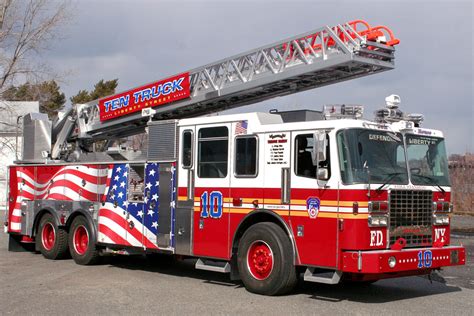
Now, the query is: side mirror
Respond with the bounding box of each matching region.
[313,131,327,163]
[317,167,329,180]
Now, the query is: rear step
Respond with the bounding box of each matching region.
[304,268,342,284]
[195,258,231,273]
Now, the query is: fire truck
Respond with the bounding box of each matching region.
[5,20,465,296]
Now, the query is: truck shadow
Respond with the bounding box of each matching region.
[103,254,462,303]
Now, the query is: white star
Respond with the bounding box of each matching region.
[132,203,138,207]
[152,222,158,229]
[170,201,175,208]
[137,210,144,218]
[116,166,122,172]
[114,175,119,181]
[147,209,154,216]
[155,180,159,187]
[118,192,124,198]
[145,182,152,190]
[112,184,117,190]
[171,166,176,173]
[120,181,125,188]
[144,196,149,204]
[151,193,158,201]
[123,171,128,178]
[122,200,129,208]
[110,194,115,200]
[149,169,156,177]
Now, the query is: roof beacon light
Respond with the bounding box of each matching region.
[374,94,424,127]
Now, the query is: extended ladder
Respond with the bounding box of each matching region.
[76,19,399,139]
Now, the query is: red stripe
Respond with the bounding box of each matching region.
[98,224,130,246]
[99,208,157,249]
[10,215,21,222]
[40,179,98,200]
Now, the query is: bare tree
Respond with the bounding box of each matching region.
[0,0,69,94]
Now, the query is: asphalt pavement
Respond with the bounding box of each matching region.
[1,219,473,315]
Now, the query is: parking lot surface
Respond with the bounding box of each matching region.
[1,232,472,315]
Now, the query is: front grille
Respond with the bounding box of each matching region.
[389,190,433,247]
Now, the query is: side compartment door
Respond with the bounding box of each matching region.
[176,127,195,255]
[193,124,231,259]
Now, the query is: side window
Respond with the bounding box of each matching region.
[182,130,193,168]
[295,134,316,178]
[128,164,145,202]
[235,136,258,177]
[198,126,228,178]
[295,133,331,179]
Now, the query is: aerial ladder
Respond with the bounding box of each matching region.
[44,19,399,161]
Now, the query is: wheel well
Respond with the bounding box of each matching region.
[231,210,294,257]
[33,209,55,236]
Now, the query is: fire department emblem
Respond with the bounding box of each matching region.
[306,197,320,219]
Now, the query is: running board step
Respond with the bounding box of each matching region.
[304,268,342,284]
[195,259,231,273]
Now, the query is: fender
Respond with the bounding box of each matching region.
[231,209,299,265]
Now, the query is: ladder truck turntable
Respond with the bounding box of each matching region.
[5,20,465,295]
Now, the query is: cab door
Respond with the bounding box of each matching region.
[192,124,231,259]
[289,131,337,268]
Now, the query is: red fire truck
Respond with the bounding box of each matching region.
[5,20,465,295]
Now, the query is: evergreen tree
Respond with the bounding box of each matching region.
[70,79,118,104]
[2,80,66,118]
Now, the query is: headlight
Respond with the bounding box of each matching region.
[368,215,388,227]
[433,214,450,226]
[388,256,396,268]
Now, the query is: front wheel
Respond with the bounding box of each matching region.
[69,216,100,265]
[237,222,297,296]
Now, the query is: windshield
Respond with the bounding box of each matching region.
[337,129,408,185]
[406,135,450,186]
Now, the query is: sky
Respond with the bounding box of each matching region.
[46,0,473,155]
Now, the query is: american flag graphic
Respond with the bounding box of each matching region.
[9,165,109,232]
[235,120,248,135]
[98,163,160,249]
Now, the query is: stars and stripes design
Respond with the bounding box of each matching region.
[97,163,160,249]
[235,120,248,135]
[9,165,108,233]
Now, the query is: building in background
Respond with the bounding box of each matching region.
[0,101,39,213]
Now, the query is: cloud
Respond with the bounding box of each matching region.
[46,0,472,153]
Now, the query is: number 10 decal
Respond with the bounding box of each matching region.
[200,191,223,218]
[417,250,433,268]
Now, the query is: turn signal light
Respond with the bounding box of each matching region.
[433,201,452,213]
[368,201,389,213]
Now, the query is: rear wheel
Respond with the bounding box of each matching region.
[69,216,100,265]
[36,213,69,259]
[237,222,297,296]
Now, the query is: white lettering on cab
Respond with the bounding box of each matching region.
[435,228,446,243]
[370,230,384,246]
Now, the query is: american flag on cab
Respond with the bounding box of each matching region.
[10,165,108,233]
[97,163,159,249]
[235,120,248,135]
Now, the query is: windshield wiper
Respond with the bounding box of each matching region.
[376,172,405,192]
[411,174,445,194]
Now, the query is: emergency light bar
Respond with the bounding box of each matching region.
[323,105,363,120]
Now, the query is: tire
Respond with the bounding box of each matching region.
[68,216,100,265]
[36,213,69,260]
[237,222,297,296]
